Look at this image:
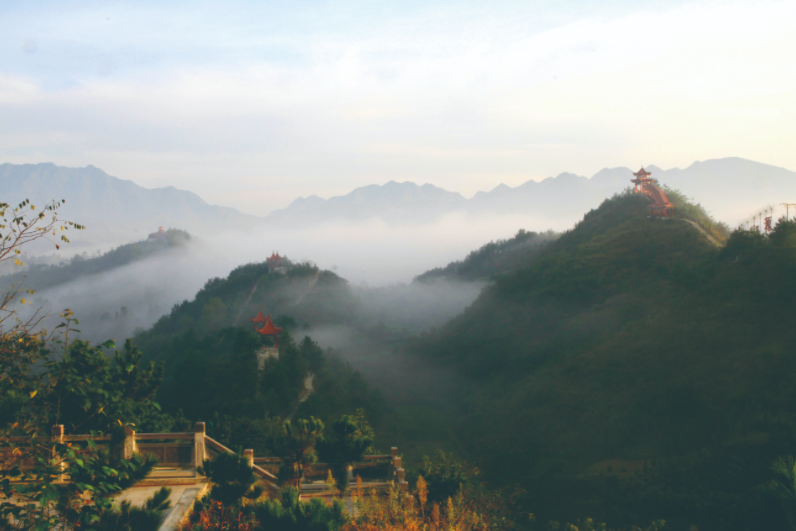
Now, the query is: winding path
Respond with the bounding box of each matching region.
[685,220,722,247]
[285,372,315,421]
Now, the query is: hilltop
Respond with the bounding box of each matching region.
[130,259,401,449]
[406,190,796,530]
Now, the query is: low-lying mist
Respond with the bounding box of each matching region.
[13,211,552,347]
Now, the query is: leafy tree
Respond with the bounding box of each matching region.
[0,198,172,530]
[417,450,480,503]
[42,338,169,433]
[316,414,374,495]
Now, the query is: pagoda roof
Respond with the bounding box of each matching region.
[267,252,282,261]
[633,167,652,178]
[256,315,283,336]
[251,310,267,323]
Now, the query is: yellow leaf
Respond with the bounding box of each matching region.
[29,390,37,398]
[117,419,122,426]
[20,298,25,304]
[98,406,104,414]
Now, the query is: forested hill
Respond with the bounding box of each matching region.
[411,191,796,530]
[0,229,193,292]
[133,260,393,453]
[414,229,558,283]
[134,260,357,361]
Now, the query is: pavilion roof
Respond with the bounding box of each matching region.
[256,315,283,336]
[251,310,267,323]
[633,167,652,178]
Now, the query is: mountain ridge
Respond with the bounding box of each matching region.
[6,157,795,247]
[0,162,263,250]
[264,157,796,227]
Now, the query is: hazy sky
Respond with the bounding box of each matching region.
[1,0,794,215]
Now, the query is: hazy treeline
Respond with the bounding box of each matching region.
[414,228,559,282]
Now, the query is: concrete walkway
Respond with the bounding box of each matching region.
[114,467,208,531]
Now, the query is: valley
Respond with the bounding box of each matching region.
[3,161,796,530]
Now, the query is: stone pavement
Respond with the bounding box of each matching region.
[114,466,208,531]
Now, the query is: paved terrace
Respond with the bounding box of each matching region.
[4,423,406,531]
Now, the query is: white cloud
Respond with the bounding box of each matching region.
[0,0,794,214]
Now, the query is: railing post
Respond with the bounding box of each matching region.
[243,449,254,468]
[194,422,206,472]
[397,468,408,492]
[390,447,398,485]
[123,425,136,459]
[51,424,64,444]
[51,425,64,482]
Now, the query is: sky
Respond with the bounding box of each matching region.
[1,0,795,216]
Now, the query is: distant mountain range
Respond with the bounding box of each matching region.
[0,163,260,250]
[265,158,796,227]
[3,158,795,251]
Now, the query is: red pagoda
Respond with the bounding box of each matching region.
[267,252,283,270]
[631,167,674,218]
[252,310,283,348]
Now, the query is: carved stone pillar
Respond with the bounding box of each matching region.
[123,425,136,459]
[194,422,206,472]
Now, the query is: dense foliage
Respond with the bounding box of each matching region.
[185,487,348,531]
[126,256,393,454]
[408,192,796,529]
[135,260,356,355]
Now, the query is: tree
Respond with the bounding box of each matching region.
[762,456,796,530]
[272,417,324,490]
[298,336,325,373]
[197,452,263,506]
[417,450,480,503]
[41,338,169,434]
[0,199,172,530]
[316,414,374,496]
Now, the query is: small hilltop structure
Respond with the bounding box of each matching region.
[267,251,285,272]
[252,310,282,369]
[631,167,674,218]
[147,226,167,240]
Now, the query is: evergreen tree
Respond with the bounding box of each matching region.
[316,414,374,495]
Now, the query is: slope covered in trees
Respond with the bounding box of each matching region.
[132,260,394,453]
[0,228,193,292]
[409,191,796,530]
[414,229,558,283]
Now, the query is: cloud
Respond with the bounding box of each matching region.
[0,0,794,214]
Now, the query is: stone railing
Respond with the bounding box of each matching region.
[252,445,408,495]
[3,423,406,496]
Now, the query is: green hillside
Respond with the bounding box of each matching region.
[132,260,395,453]
[410,191,796,530]
[0,229,193,291]
[414,228,558,282]
[137,260,356,352]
